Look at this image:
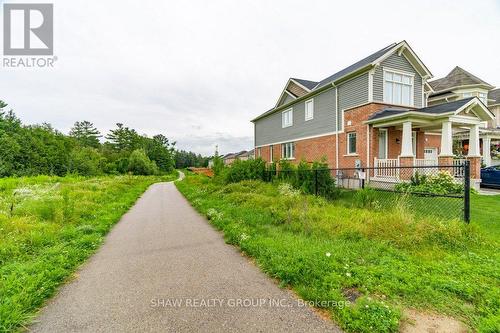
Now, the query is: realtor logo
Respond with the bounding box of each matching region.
[3,3,53,55]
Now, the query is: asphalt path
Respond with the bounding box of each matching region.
[30,179,340,332]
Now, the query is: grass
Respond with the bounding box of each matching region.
[471,193,500,241]
[333,188,464,221]
[0,172,177,332]
[176,173,500,333]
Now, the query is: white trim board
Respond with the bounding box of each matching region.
[255,131,339,148]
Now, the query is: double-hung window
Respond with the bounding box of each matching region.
[281,142,295,159]
[305,99,314,121]
[282,108,293,128]
[384,70,414,106]
[347,132,357,155]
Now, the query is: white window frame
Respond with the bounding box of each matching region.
[269,144,273,162]
[281,142,295,160]
[478,92,487,104]
[282,108,293,128]
[347,132,357,155]
[305,98,314,121]
[383,68,414,107]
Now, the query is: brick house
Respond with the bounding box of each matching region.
[251,41,497,188]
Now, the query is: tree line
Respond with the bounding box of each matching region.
[0,100,208,177]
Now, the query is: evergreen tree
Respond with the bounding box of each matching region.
[144,134,175,172]
[69,120,101,148]
[105,123,140,152]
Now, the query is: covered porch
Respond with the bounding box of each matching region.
[365,98,495,187]
[453,128,500,167]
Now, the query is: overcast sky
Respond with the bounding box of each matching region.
[1,0,499,155]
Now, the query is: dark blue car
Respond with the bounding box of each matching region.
[481,165,500,188]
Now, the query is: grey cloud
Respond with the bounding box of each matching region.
[0,0,498,156]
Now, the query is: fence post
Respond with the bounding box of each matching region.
[361,168,365,189]
[464,160,470,224]
[314,169,318,196]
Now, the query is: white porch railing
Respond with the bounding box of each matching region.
[372,157,469,182]
[374,158,399,179]
[453,158,467,178]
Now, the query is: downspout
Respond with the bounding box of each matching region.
[366,124,370,169]
[335,85,339,169]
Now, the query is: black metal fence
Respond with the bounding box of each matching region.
[263,161,470,223]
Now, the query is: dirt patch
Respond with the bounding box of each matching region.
[401,309,468,333]
[187,167,214,177]
[342,288,362,303]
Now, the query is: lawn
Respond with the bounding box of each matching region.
[0,173,177,332]
[176,173,500,333]
[471,193,500,241]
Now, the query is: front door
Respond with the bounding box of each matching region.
[378,129,388,159]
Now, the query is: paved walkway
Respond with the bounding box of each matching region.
[30,180,340,332]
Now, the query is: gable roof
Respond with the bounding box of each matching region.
[367,97,494,122]
[252,41,432,122]
[368,108,411,121]
[314,43,397,89]
[291,78,318,90]
[222,153,236,159]
[428,66,493,93]
[488,88,500,106]
[234,150,248,157]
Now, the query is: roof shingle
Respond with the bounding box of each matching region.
[291,78,318,90]
[429,67,493,92]
[488,88,500,106]
[368,98,474,121]
[314,43,397,89]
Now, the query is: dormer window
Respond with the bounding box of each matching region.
[383,69,414,106]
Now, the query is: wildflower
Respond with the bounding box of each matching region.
[346,272,352,277]
[326,252,331,257]
[278,183,300,197]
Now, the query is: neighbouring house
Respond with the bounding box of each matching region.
[427,67,500,166]
[251,41,497,188]
[223,153,237,165]
[222,150,255,165]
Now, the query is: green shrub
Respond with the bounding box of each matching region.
[277,159,297,183]
[410,171,428,186]
[223,158,266,183]
[312,159,338,199]
[296,160,314,193]
[353,188,380,209]
[127,149,158,175]
[395,171,463,195]
[212,154,224,176]
[68,147,105,176]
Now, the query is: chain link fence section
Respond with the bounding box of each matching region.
[264,161,470,222]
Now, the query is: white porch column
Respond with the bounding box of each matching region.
[483,136,492,166]
[440,121,453,156]
[401,121,414,157]
[468,124,481,157]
